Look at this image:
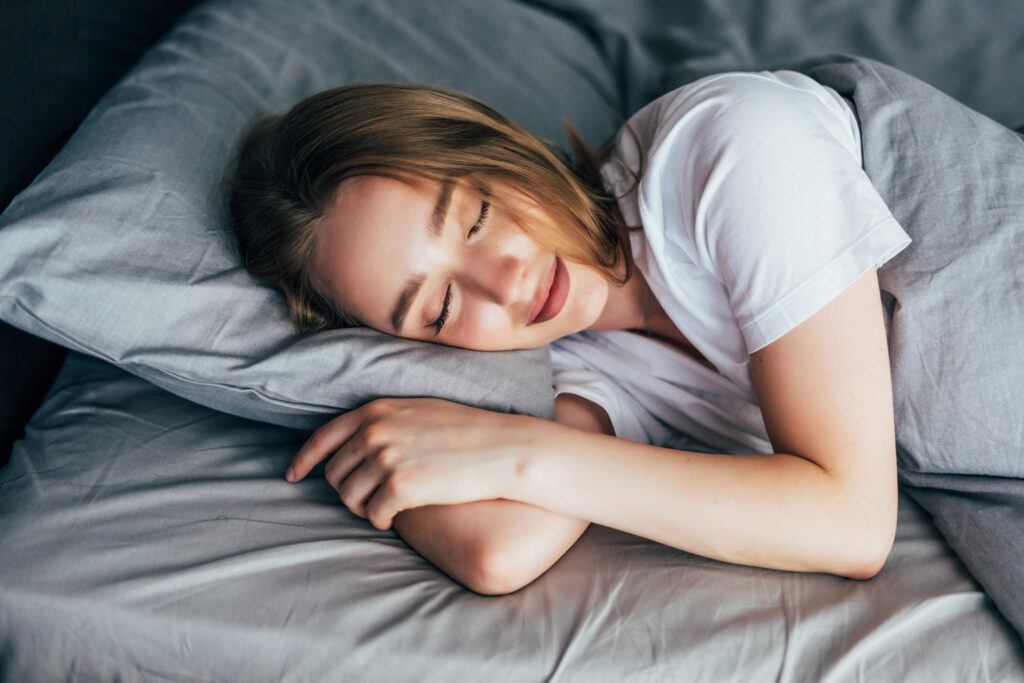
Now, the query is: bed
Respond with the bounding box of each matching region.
[2,1,1024,680]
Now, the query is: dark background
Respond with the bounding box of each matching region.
[0,1,198,465]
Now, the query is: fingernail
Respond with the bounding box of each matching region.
[285,467,295,482]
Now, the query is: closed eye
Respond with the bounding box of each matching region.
[431,189,491,336]
[431,283,452,336]
[468,198,490,238]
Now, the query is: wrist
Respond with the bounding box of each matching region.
[499,415,550,503]
[502,415,581,509]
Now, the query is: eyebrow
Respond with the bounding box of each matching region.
[390,179,455,332]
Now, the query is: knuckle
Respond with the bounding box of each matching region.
[361,422,392,447]
[366,398,396,416]
[375,445,402,469]
[383,469,409,498]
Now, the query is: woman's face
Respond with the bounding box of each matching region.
[313,174,611,351]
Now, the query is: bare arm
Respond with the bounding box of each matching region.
[290,270,896,581]
[391,393,613,594]
[508,269,899,578]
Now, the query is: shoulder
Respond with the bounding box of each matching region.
[615,70,853,169]
[604,71,839,225]
[616,70,864,220]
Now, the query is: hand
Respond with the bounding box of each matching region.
[287,398,553,530]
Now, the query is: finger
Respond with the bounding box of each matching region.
[288,408,369,482]
[322,417,392,490]
[335,458,385,518]
[364,489,397,531]
[365,470,418,531]
[322,445,365,492]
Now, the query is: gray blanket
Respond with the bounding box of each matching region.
[769,54,1024,640]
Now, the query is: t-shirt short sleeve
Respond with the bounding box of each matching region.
[632,71,911,353]
[550,333,689,446]
[549,342,654,444]
[549,330,776,454]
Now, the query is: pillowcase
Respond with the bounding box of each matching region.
[0,0,624,428]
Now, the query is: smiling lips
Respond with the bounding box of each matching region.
[529,256,569,325]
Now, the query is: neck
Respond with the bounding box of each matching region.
[586,262,653,333]
[584,256,710,368]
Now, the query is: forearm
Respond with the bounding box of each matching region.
[508,428,896,578]
[392,499,589,594]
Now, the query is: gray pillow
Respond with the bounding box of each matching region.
[0,0,624,428]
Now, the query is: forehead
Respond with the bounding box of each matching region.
[312,174,439,328]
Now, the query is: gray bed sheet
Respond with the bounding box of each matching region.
[4,0,1024,679]
[2,352,1023,680]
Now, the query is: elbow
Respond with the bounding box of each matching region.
[823,474,898,580]
[834,516,896,580]
[839,544,890,580]
[462,542,540,596]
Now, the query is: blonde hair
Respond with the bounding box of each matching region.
[227,82,639,331]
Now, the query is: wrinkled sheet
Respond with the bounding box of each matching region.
[5,0,1024,679]
[2,352,1022,680]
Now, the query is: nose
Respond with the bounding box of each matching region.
[460,251,527,306]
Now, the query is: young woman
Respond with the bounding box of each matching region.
[228,72,910,595]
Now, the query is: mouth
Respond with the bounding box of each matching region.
[528,255,569,325]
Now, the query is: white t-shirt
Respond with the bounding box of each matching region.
[550,70,911,454]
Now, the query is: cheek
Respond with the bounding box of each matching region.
[568,267,609,324]
[452,304,515,350]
